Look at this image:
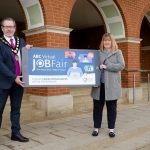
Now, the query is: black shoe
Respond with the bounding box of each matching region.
[92,130,99,136]
[11,133,29,142]
[109,132,115,138]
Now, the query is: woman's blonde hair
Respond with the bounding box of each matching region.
[100,33,118,51]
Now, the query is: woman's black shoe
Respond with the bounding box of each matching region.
[109,132,115,138]
[92,130,99,136]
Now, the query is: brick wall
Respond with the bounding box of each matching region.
[40,0,75,27]
[25,0,150,93]
[25,0,76,96]
[116,0,150,87]
[118,42,140,87]
[26,87,70,96]
[26,32,71,96]
[116,0,150,37]
[26,32,69,48]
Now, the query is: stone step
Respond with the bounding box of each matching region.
[31,109,46,122]
[70,123,150,150]
[2,100,46,127]
[70,87,91,96]
[73,95,92,113]
[142,85,149,101]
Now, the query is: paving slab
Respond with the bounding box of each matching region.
[0,103,150,150]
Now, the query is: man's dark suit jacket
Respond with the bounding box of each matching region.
[0,37,25,89]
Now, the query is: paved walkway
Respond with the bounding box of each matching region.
[0,102,150,150]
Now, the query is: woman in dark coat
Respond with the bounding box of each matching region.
[91,33,125,137]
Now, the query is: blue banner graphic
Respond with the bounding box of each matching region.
[22,48,100,87]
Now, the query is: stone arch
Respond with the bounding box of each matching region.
[19,0,44,30]
[19,0,126,39]
[90,0,125,39]
[145,11,150,22]
[136,2,150,38]
[140,3,150,80]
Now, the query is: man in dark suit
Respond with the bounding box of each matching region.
[0,17,31,142]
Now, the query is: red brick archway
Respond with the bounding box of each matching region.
[114,0,150,87]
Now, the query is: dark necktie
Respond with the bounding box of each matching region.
[10,38,16,49]
[10,38,20,76]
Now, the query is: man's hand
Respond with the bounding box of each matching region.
[15,76,25,87]
[25,44,33,49]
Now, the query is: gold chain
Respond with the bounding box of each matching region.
[0,37,20,54]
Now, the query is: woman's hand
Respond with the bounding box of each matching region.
[100,64,107,69]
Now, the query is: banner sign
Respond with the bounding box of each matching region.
[22,48,100,87]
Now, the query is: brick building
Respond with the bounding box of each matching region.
[0,0,150,121]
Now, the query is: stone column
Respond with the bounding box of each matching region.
[117,37,143,103]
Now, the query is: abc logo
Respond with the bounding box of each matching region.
[36,59,44,68]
